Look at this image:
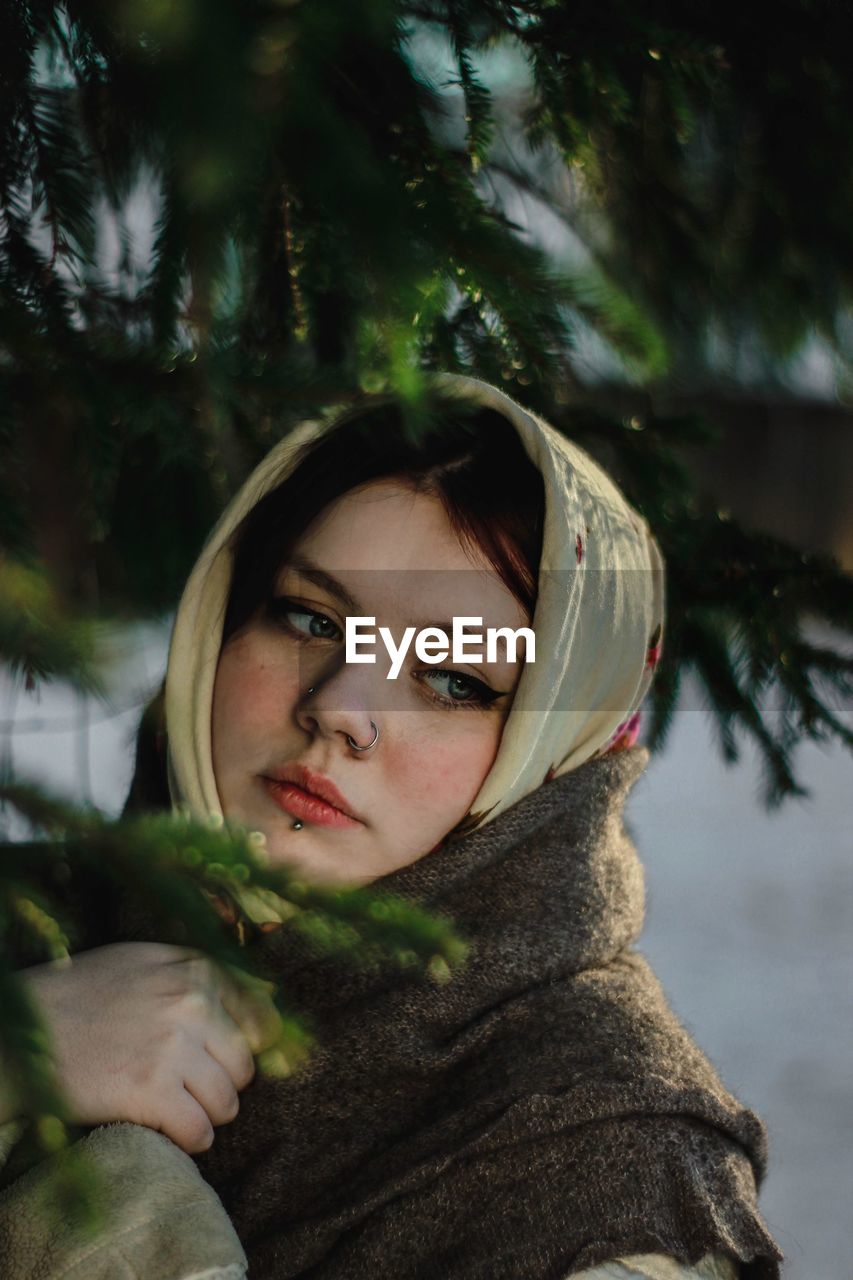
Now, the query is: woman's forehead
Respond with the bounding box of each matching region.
[273,481,529,632]
[294,480,468,567]
[278,553,527,633]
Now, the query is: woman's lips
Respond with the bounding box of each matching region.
[261,779,361,829]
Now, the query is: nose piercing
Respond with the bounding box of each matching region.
[304,685,379,752]
[346,722,380,752]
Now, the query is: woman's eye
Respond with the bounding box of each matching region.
[421,669,502,709]
[267,599,342,641]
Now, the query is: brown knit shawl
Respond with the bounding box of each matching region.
[117,745,784,1279]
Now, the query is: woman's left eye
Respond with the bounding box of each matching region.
[267,599,342,641]
[420,669,503,710]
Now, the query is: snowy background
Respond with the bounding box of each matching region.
[2,618,850,1279]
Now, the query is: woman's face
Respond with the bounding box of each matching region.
[211,480,530,885]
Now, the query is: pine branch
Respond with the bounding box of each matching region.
[1,0,851,1240]
[0,782,470,978]
[0,1,850,802]
[23,84,97,268]
[0,777,471,1216]
[0,559,105,694]
[683,606,810,806]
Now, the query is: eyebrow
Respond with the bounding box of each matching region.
[282,554,521,664]
[286,555,361,614]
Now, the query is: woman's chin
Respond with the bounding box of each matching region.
[263,835,369,887]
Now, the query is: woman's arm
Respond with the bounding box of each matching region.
[568,1251,740,1279]
[2,942,278,1152]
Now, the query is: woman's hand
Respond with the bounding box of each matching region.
[16,942,280,1154]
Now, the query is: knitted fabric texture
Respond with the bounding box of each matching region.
[114,745,783,1279]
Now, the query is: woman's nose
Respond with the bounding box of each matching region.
[295,650,388,751]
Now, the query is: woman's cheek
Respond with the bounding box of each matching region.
[395,731,495,815]
[217,638,299,732]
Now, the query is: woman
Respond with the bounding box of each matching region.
[0,375,783,1278]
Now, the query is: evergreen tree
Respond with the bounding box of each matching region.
[1,0,851,1217]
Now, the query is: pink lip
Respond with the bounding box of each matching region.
[260,763,362,829]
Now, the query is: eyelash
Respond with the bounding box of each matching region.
[265,598,505,713]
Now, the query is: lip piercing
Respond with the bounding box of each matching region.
[292,686,317,829]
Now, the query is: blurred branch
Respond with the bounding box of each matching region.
[0,778,470,1220]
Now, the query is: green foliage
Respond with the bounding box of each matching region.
[0,781,470,1221]
[540,401,853,806]
[1,0,852,1222]
[0,559,105,692]
[1,780,470,980]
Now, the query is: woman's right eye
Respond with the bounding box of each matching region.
[266,598,342,642]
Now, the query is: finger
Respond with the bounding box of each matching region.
[154,1089,216,1155]
[216,973,282,1055]
[204,1013,257,1092]
[182,1053,241,1129]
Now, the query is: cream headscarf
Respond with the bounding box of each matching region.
[164,374,665,838]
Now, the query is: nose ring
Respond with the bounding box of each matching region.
[305,687,379,753]
[346,722,380,752]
